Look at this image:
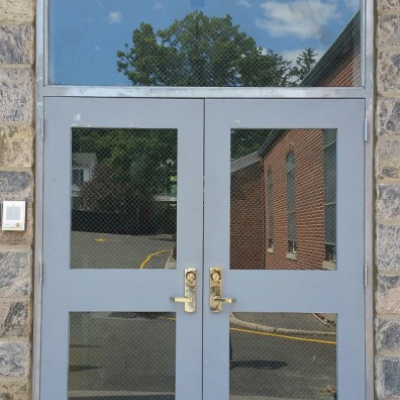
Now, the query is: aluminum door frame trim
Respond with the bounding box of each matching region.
[40,86,369,99]
[33,1,375,400]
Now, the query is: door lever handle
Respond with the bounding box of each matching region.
[170,268,197,313]
[210,267,236,312]
[170,296,192,303]
[212,296,236,304]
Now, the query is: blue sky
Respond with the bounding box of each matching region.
[49,0,359,85]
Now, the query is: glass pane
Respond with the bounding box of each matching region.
[230,312,337,399]
[230,129,337,270]
[323,129,337,148]
[69,312,176,399]
[325,204,336,244]
[324,144,337,204]
[71,128,177,269]
[288,213,296,242]
[49,0,360,87]
[267,170,274,248]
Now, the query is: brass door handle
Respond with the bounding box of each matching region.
[210,267,236,312]
[170,268,197,313]
[170,296,192,303]
[212,296,236,304]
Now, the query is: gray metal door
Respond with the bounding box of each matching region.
[42,98,365,400]
[203,99,365,400]
[41,98,204,400]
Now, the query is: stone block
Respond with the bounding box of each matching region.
[378,50,400,94]
[0,250,31,298]
[0,26,33,65]
[0,171,32,201]
[377,318,400,351]
[0,68,33,123]
[377,98,400,137]
[377,184,400,220]
[379,15,400,48]
[377,140,400,178]
[377,225,400,271]
[0,301,29,337]
[0,381,28,400]
[377,275,400,314]
[0,125,33,168]
[378,0,400,11]
[0,341,29,377]
[376,356,400,398]
[0,0,34,23]
[0,205,33,246]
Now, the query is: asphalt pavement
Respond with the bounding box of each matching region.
[71,232,175,269]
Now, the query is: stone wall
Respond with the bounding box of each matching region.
[376,0,400,398]
[0,1,35,399]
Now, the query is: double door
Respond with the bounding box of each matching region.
[41,98,365,400]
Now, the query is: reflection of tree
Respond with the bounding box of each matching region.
[231,130,270,161]
[72,128,177,234]
[73,128,177,197]
[117,11,297,87]
[79,163,149,214]
[289,47,318,85]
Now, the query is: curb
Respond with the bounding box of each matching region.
[230,313,336,336]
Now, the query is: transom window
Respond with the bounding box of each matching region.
[49,0,361,87]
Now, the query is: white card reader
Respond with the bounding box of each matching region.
[1,201,26,231]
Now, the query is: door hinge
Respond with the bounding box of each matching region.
[364,263,368,287]
[37,101,44,140]
[364,118,368,142]
[40,117,45,140]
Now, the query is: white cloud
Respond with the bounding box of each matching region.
[237,0,253,8]
[256,0,340,41]
[343,0,359,11]
[153,1,163,11]
[108,11,121,24]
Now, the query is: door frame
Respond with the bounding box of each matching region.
[34,3,375,397]
[33,98,371,400]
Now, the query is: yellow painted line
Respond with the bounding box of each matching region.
[230,327,337,345]
[95,238,118,243]
[139,249,172,269]
[95,238,108,243]
[160,317,336,345]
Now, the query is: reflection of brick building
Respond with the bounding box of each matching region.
[230,13,360,271]
[261,129,329,270]
[230,153,264,270]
